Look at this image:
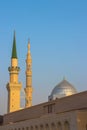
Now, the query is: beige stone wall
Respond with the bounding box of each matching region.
[1,91,87,130]
[7,83,22,113]
[77,111,87,130]
[0,111,78,130]
[4,102,44,125]
[3,91,87,125]
[55,91,87,114]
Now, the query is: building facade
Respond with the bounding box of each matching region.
[0,34,87,130]
[1,91,87,130]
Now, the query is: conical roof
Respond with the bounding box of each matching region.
[11,32,17,58]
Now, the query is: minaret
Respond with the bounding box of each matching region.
[6,32,22,113]
[24,40,33,108]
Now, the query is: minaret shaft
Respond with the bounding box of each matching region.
[9,58,19,83]
[25,41,33,108]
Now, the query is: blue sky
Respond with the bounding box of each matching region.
[0,0,87,114]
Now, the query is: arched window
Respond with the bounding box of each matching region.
[40,125,44,130]
[57,122,62,130]
[26,127,29,130]
[51,123,56,130]
[30,126,33,130]
[46,124,50,130]
[86,124,87,130]
[35,125,38,130]
[64,121,70,130]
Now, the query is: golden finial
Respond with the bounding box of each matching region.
[28,39,30,53]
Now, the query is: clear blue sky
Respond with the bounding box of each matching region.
[0,0,87,114]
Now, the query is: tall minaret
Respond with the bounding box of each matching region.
[24,40,33,108]
[6,32,22,113]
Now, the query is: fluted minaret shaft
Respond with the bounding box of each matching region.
[25,40,33,108]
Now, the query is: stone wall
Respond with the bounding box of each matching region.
[3,91,87,125]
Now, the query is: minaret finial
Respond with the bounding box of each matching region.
[28,39,30,53]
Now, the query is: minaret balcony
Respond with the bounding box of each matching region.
[8,66,20,72]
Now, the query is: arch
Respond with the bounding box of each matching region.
[64,121,70,130]
[86,124,87,130]
[57,122,62,130]
[45,124,50,130]
[26,127,29,130]
[35,125,38,130]
[40,124,44,130]
[51,123,56,130]
[30,126,33,130]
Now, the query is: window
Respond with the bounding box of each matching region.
[64,121,70,130]
[40,125,44,130]
[35,126,38,130]
[51,123,56,130]
[44,103,55,114]
[86,124,87,130]
[57,122,62,130]
[26,127,29,130]
[46,124,49,130]
[30,126,33,130]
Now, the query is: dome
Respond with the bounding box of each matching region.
[48,79,77,101]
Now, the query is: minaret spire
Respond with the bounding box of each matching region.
[27,39,31,58]
[28,39,30,52]
[12,31,17,58]
[24,39,33,108]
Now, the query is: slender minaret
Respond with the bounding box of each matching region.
[6,32,22,113]
[24,40,33,108]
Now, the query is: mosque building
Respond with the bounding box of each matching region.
[0,33,87,130]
